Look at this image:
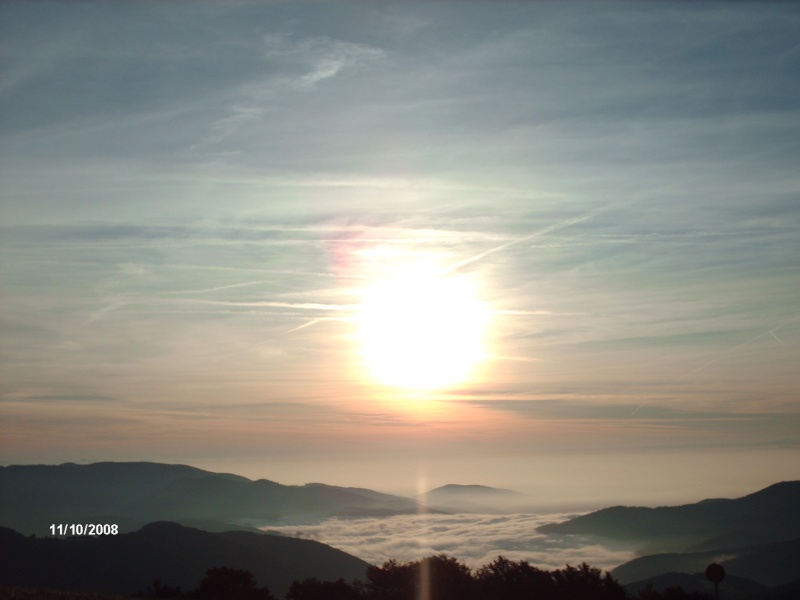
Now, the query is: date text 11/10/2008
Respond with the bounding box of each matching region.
[50,524,119,536]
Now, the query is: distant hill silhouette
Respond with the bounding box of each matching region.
[421,484,530,513]
[0,462,426,535]
[0,521,369,598]
[0,588,125,600]
[537,482,800,593]
[749,578,800,600]
[537,481,800,552]
[427,484,523,496]
[623,571,767,600]
[611,538,800,587]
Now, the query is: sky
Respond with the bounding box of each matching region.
[1,1,799,507]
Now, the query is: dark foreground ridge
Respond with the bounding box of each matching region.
[0,521,369,599]
[3,547,798,600]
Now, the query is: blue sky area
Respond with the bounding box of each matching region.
[1,2,799,504]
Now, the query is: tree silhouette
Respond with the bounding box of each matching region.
[635,583,714,600]
[361,554,476,600]
[286,577,362,600]
[142,578,184,598]
[419,554,477,600]
[357,555,633,600]
[363,558,417,600]
[190,567,275,600]
[551,563,627,600]
[475,555,556,600]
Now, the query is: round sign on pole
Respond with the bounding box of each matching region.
[705,563,725,600]
[705,563,725,583]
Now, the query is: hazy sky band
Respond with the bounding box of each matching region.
[1,1,799,502]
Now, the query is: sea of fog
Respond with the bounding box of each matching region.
[261,513,636,571]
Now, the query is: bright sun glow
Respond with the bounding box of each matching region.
[358,265,490,390]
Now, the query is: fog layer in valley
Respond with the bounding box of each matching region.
[262,512,636,570]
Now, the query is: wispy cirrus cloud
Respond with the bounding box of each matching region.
[262,34,384,89]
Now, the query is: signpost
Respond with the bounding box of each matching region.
[705,563,725,600]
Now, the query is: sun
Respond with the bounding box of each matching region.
[357,264,490,390]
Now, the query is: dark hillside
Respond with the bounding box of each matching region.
[0,521,369,598]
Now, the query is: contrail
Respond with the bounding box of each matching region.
[769,330,785,345]
[687,315,798,376]
[444,167,717,276]
[445,204,615,274]
[165,280,267,295]
[255,319,323,346]
[281,319,320,335]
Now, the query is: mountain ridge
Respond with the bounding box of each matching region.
[426,483,524,495]
[537,481,800,591]
[2,463,799,598]
[612,537,800,587]
[420,483,531,513]
[0,461,429,536]
[537,480,800,552]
